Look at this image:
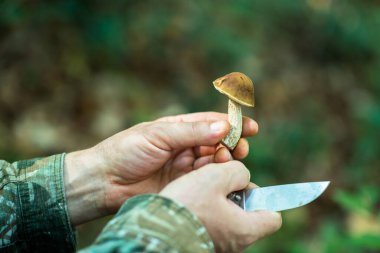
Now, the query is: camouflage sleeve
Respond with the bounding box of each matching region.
[81,194,215,253]
[0,154,76,252]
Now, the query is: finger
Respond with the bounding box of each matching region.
[232,138,249,160]
[242,118,259,137]
[193,155,215,170]
[214,146,233,163]
[171,149,195,174]
[226,207,282,247]
[247,182,259,189]
[210,161,250,194]
[243,211,282,240]
[194,145,216,157]
[150,121,230,150]
[157,112,258,137]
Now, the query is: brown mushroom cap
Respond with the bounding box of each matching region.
[213,72,254,107]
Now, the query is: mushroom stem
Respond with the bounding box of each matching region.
[222,99,242,150]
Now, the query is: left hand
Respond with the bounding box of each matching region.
[64,112,258,224]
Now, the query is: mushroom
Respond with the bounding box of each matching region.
[213,72,254,150]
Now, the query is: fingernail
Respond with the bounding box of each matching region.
[210,121,226,133]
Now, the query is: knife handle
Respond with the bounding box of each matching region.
[227,190,245,209]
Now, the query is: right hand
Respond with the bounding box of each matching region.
[159,161,282,253]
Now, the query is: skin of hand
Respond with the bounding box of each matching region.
[64,112,258,225]
[159,161,282,253]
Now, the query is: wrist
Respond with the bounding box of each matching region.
[64,148,107,225]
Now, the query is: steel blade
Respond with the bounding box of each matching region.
[242,181,330,212]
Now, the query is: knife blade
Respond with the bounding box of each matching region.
[229,181,330,212]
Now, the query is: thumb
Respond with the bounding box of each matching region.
[151,120,230,150]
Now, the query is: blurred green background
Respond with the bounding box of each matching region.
[1,0,380,252]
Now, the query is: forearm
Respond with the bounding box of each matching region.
[81,195,214,253]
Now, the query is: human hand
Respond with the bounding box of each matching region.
[160,161,282,253]
[64,112,258,224]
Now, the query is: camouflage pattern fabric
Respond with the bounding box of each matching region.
[82,195,215,253]
[0,154,76,252]
[1,154,215,252]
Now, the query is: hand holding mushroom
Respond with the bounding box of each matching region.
[64,112,258,224]
[213,72,255,150]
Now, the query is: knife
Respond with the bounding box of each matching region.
[228,181,330,212]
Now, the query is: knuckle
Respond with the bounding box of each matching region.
[207,163,225,178]
[139,122,170,145]
[227,161,250,178]
[189,121,204,147]
[230,160,245,169]
[217,160,250,178]
[151,122,168,135]
[190,122,199,145]
[194,164,219,184]
[139,123,155,137]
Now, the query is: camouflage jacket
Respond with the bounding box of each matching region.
[0,154,215,253]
